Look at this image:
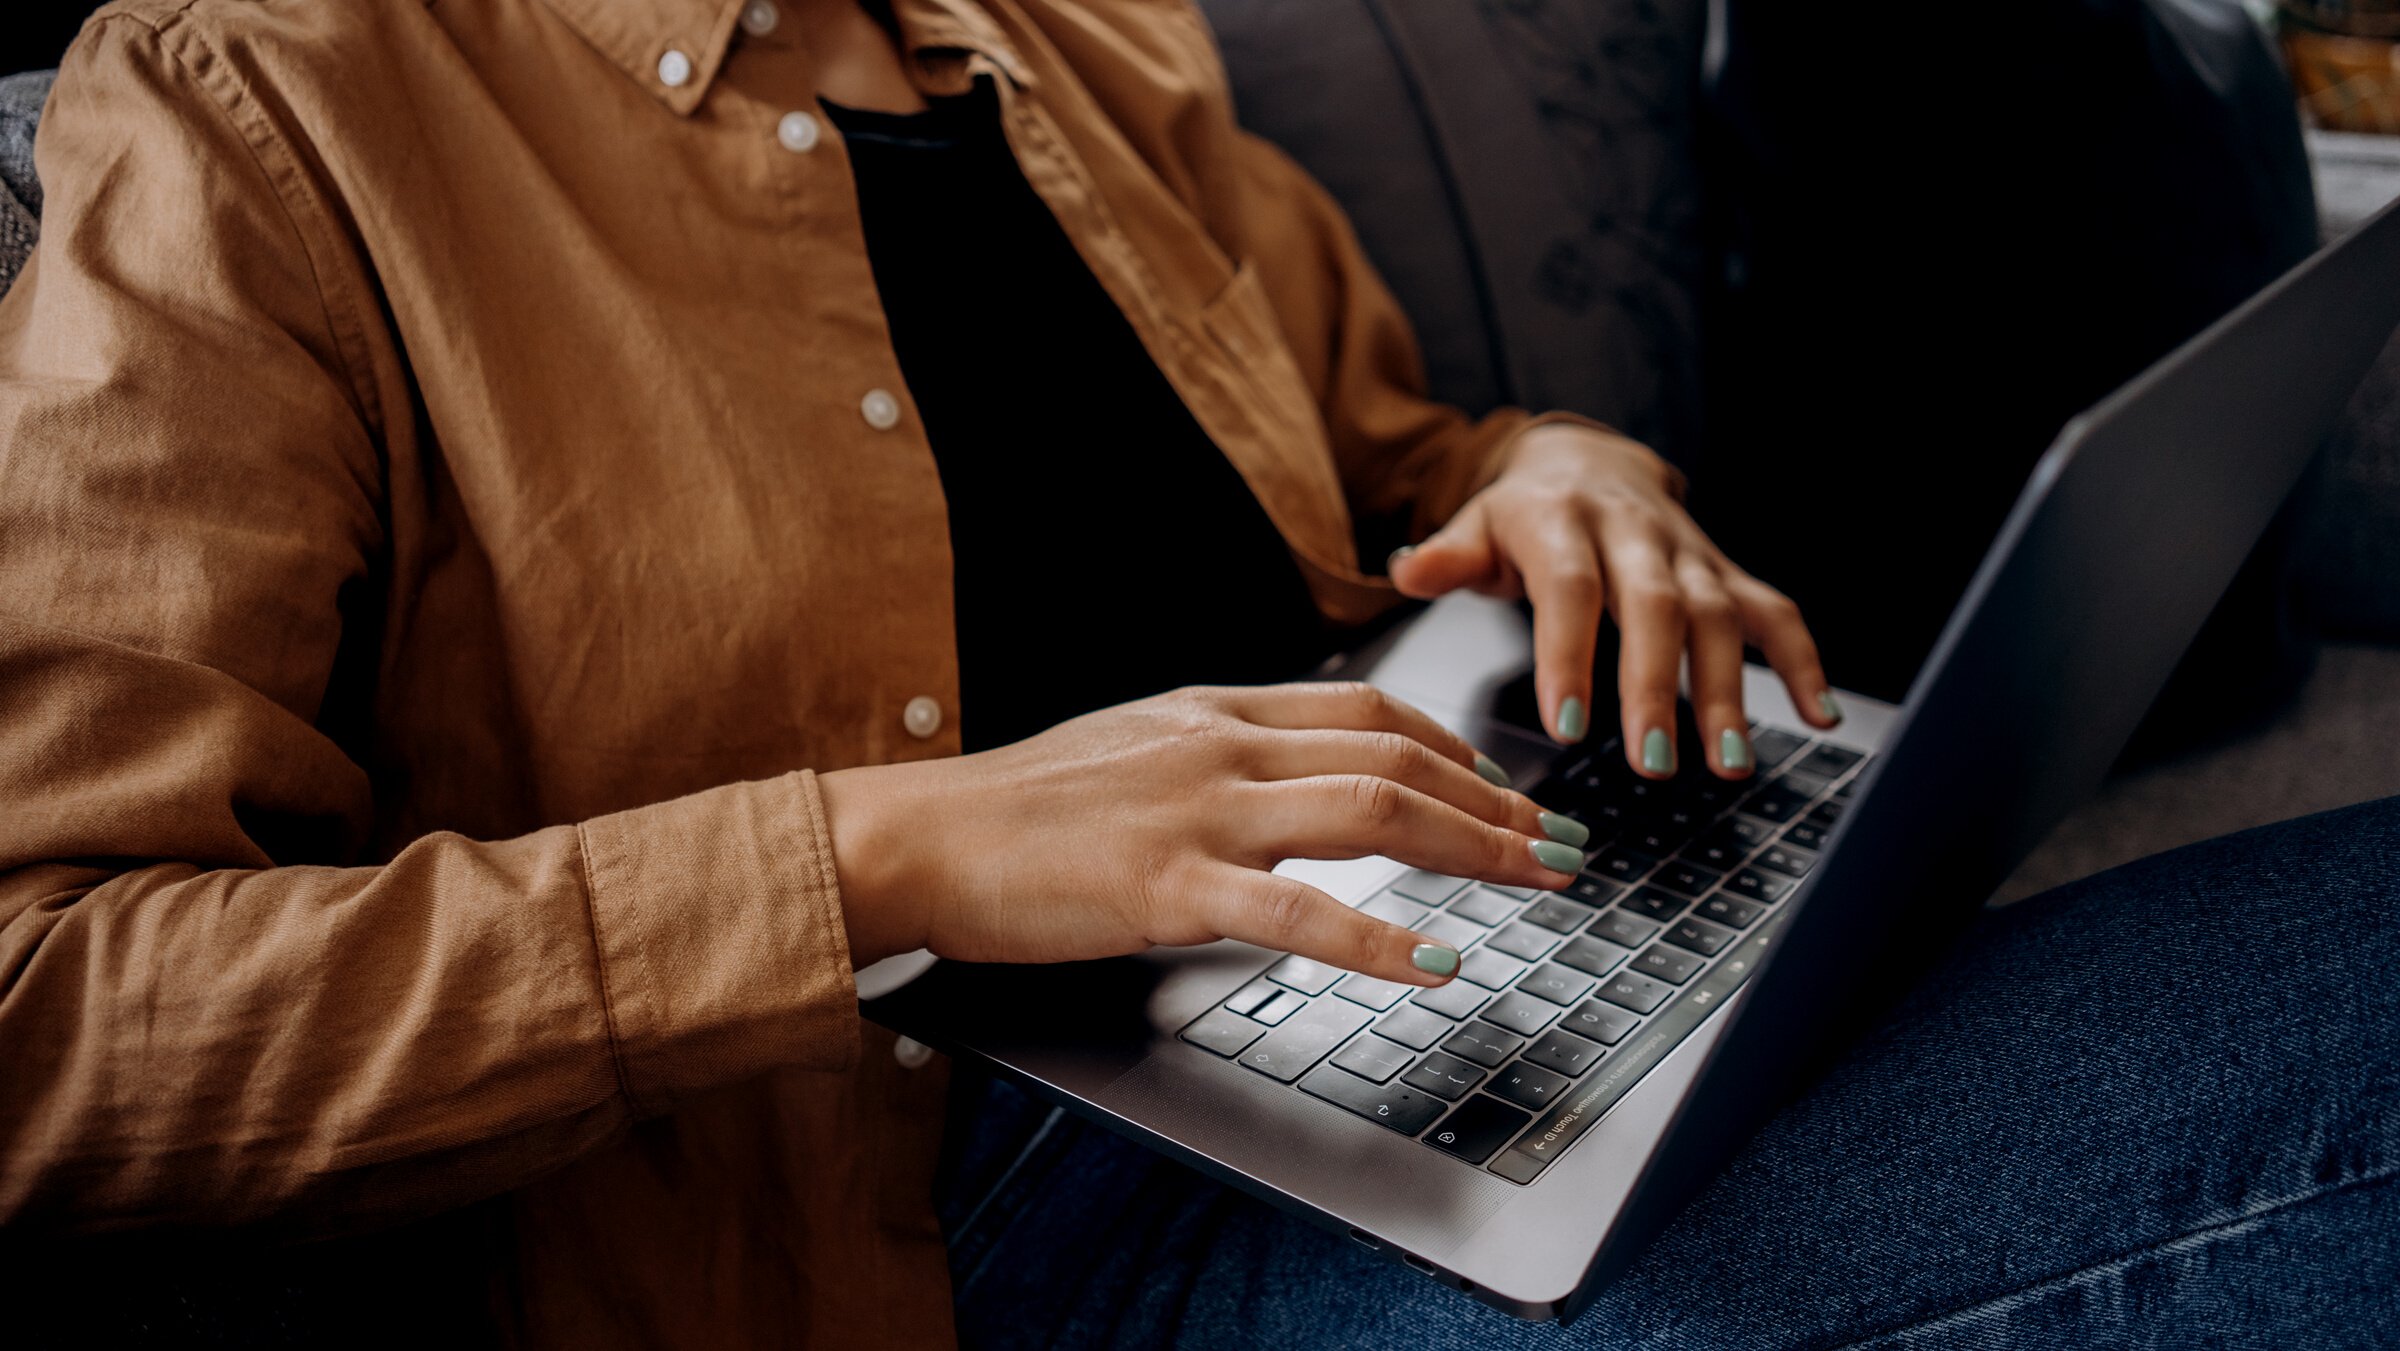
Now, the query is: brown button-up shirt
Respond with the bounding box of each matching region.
[0,0,1551,1343]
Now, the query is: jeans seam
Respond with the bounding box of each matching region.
[1826,1164,2400,1350]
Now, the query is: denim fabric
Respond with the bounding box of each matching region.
[942,796,2400,1348]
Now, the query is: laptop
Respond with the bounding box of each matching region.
[866,194,2400,1322]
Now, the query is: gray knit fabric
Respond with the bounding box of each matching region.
[0,69,51,298]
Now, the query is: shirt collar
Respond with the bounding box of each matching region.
[539,0,1035,116]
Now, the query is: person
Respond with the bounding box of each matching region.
[5,2,2393,1348]
[0,0,1830,1344]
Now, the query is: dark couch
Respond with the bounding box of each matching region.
[6,1,2398,905]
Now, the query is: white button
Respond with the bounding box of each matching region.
[892,1036,935,1069]
[739,0,779,36]
[657,48,693,88]
[902,695,942,739]
[860,388,901,431]
[777,110,822,154]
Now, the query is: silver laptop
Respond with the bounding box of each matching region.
[866,196,2400,1322]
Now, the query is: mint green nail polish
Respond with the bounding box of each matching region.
[1537,811,1590,848]
[1411,943,1459,978]
[1386,545,1415,575]
[1531,839,1586,874]
[1720,728,1753,772]
[1818,691,1844,725]
[1474,752,1510,788]
[1555,696,1588,744]
[1641,728,1675,777]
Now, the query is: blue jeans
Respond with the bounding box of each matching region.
[938,797,2400,1349]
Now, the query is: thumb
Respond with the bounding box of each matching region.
[1388,502,1499,600]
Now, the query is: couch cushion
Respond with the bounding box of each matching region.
[1198,0,1705,460]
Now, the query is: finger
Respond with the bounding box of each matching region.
[1221,681,1493,780]
[1599,527,1686,779]
[1249,775,1585,893]
[1207,868,1465,987]
[1507,505,1606,746]
[1244,728,1588,848]
[1727,573,1842,728]
[1388,499,1502,600]
[1677,558,1753,779]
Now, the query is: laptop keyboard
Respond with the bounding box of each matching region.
[1178,719,1871,1184]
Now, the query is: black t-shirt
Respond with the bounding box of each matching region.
[827,86,1331,752]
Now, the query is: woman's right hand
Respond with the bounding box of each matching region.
[818,683,1592,989]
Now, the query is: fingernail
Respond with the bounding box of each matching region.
[1720,728,1753,772]
[1641,728,1675,776]
[1386,545,1415,575]
[1537,811,1590,848]
[1411,943,1460,978]
[1474,752,1510,788]
[1817,691,1844,725]
[1555,696,1588,744]
[1530,839,1586,874]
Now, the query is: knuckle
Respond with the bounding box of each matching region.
[1341,773,1406,827]
[1621,578,1678,613]
[1367,731,1431,779]
[1545,567,1603,607]
[1686,590,1738,630]
[1252,882,1315,949]
[1338,681,1390,717]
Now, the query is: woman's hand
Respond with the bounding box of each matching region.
[818,683,1592,983]
[1389,421,1839,780]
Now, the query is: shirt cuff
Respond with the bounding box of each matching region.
[575,769,860,1115]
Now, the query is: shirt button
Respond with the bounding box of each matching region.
[860,388,901,431]
[656,48,693,89]
[740,0,779,35]
[892,1036,934,1069]
[902,695,942,740]
[777,110,822,154]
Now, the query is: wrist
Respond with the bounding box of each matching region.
[817,760,935,968]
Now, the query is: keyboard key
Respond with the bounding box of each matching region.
[1425,1095,1534,1165]
[1620,888,1688,922]
[1447,888,1519,927]
[1402,1051,1486,1101]
[1388,869,1467,905]
[1586,846,1659,885]
[1299,1063,1445,1135]
[1633,944,1703,984]
[1596,970,1675,1014]
[1806,800,1846,829]
[1724,867,1794,904]
[1411,980,1491,1022]
[1179,1008,1268,1057]
[1237,999,1373,1082]
[1521,1028,1607,1077]
[1565,875,1623,908]
[1374,1005,1455,1051]
[1553,935,1632,978]
[1834,773,1860,800]
[1223,980,1279,1017]
[1663,917,1736,957]
[1590,910,1660,948]
[1796,742,1864,779]
[1622,822,1686,857]
[1267,955,1341,996]
[1562,999,1641,1045]
[1251,989,1309,1025]
[1650,860,1722,898]
[1414,913,1485,951]
[1490,1061,1573,1111]
[1780,820,1830,851]
[1521,896,1597,934]
[1479,991,1562,1037]
[1330,1034,1416,1083]
[1750,727,1805,768]
[1516,963,1598,1007]
[1481,883,1542,901]
[1458,948,1530,991]
[1719,814,1776,848]
[1439,1023,1523,1069]
[1335,973,1411,1011]
[1485,922,1560,963]
[1697,893,1769,929]
[1751,843,1816,879]
[1361,893,1427,925]
[1685,832,1747,871]
[1741,781,1815,823]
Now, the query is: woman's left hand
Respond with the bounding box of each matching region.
[1388,421,1838,780]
